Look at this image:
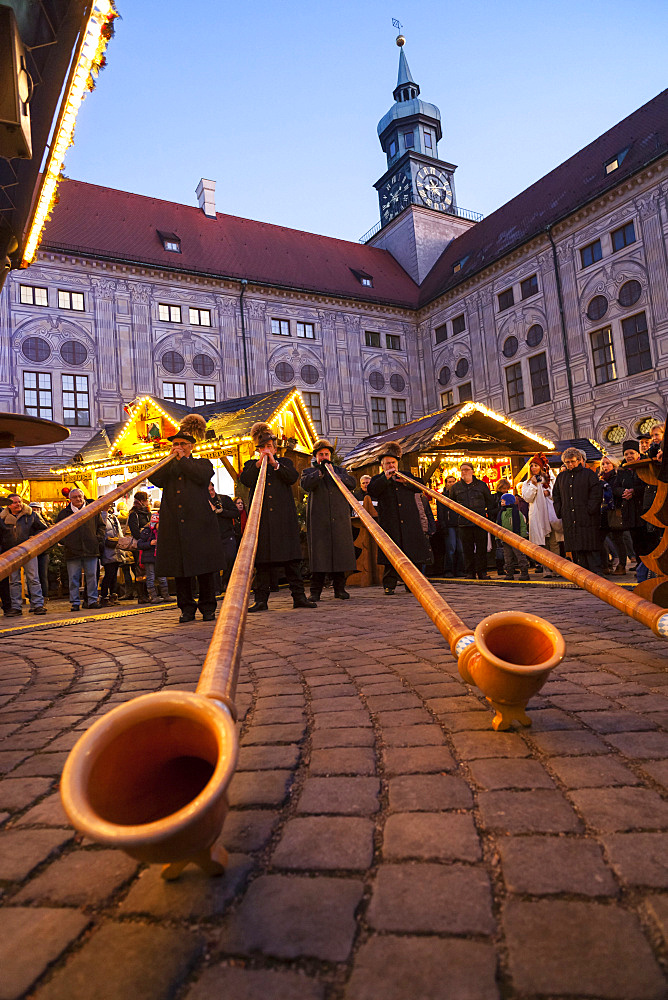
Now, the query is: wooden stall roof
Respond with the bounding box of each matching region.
[342,401,556,470]
[0,454,61,483]
[55,388,318,474]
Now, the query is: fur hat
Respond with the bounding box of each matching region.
[167,413,207,444]
[378,441,402,462]
[501,492,516,506]
[312,438,333,456]
[250,421,276,448]
[622,439,640,454]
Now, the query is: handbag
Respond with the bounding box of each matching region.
[116,534,137,551]
[608,508,623,530]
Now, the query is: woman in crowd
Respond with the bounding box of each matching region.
[598,455,626,575]
[520,454,561,578]
[233,497,247,547]
[99,502,123,605]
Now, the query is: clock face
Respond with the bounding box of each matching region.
[416,165,453,212]
[380,172,412,223]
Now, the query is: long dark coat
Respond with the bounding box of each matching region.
[553,465,603,552]
[239,456,302,563]
[367,472,432,566]
[149,456,225,577]
[613,465,645,530]
[300,462,357,573]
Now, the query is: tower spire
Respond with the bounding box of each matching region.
[393,35,419,102]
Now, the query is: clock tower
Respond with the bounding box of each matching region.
[366,35,479,284]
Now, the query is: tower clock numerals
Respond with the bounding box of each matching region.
[415,165,453,213]
[380,171,412,222]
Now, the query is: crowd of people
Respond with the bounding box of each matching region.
[0,416,665,621]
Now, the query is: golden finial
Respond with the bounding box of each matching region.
[396,33,405,46]
[392,18,405,45]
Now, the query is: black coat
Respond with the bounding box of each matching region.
[553,465,603,552]
[367,472,431,566]
[300,462,357,573]
[436,487,458,529]
[128,504,151,539]
[210,493,240,542]
[149,456,225,577]
[613,465,645,530]
[54,502,105,560]
[239,456,302,564]
[449,477,494,527]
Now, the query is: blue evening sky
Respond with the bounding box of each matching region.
[64,0,668,243]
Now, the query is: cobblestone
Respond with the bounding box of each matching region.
[0,585,666,997]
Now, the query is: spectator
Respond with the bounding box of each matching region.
[300,439,357,602]
[239,421,316,612]
[137,512,170,603]
[598,456,626,575]
[367,442,431,595]
[638,433,652,455]
[647,423,665,460]
[616,440,650,583]
[28,501,51,601]
[497,492,530,580]
[450,462,494,580]
[208,481,239,595]
[0,494,47,616]
[520,455,561,578]
[353,475,372,502]
[149,415,225,623]
[437,475,465,578]
[54,488,105,611]
[99,502,123,605]
[552,448,603,572]
[491,477,511,575]
[233,497,247,544]
[125,490,151,601]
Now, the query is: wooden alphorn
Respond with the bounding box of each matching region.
[396,472,668,641]
[326,465,565,731]
[59,457,269,879]
[0,452,175,582]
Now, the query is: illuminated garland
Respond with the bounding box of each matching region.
[432,401,555,450]
[22,1,119,266]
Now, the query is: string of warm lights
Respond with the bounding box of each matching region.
[432,401,555,450]
[110,396,179,451]
[22,0,119,266]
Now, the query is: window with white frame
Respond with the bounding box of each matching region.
[162,382,186,404]
[159,303,182,323]
[194,383,216,406]
[189,307,211,326]
[20,285,48,306]
[62,374,90,426]
[302,391,323,433]
[297,321,315,339]
[23,371,52,420]
[271,318,290,336]
[58,290,84,311]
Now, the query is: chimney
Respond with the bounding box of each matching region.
[196,178,216,218]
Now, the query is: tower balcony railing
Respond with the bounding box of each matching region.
[358,198,483,243]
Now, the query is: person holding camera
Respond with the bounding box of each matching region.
[520,454,562,578]
[300,439,356,602]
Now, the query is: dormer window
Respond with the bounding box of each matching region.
[452,256,468,274]
[604,146,630,175]
[158,230,181,253]
[351,268,374,288]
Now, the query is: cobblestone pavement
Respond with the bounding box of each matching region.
[0,584,667,1000]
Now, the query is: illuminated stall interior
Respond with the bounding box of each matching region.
[52,388,318,507]
[342,401,558,489]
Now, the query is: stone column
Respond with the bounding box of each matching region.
[245,299,269,394]
[636,191,668,324]
[317,309,345,438]
[403,318,423,419]
[129,282,154,395]
[215,295,242,397]
[90,277,120,395]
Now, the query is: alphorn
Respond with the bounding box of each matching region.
[326,465,565,731]
[59,457,269,879]
[0,453,176,582]
[396,472,668,641]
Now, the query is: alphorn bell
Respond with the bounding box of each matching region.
[60,457,269,879]
[327,466,565,730]
[397,472,668,641]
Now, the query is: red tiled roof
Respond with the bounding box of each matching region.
[418,89,668,306]
[42,181,420,309]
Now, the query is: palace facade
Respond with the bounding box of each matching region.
[1,41,667,470]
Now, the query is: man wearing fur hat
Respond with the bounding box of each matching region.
[149,414,225,623]
[239,421,316,612]
[366,441,431,595]
[300,440,357,601]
